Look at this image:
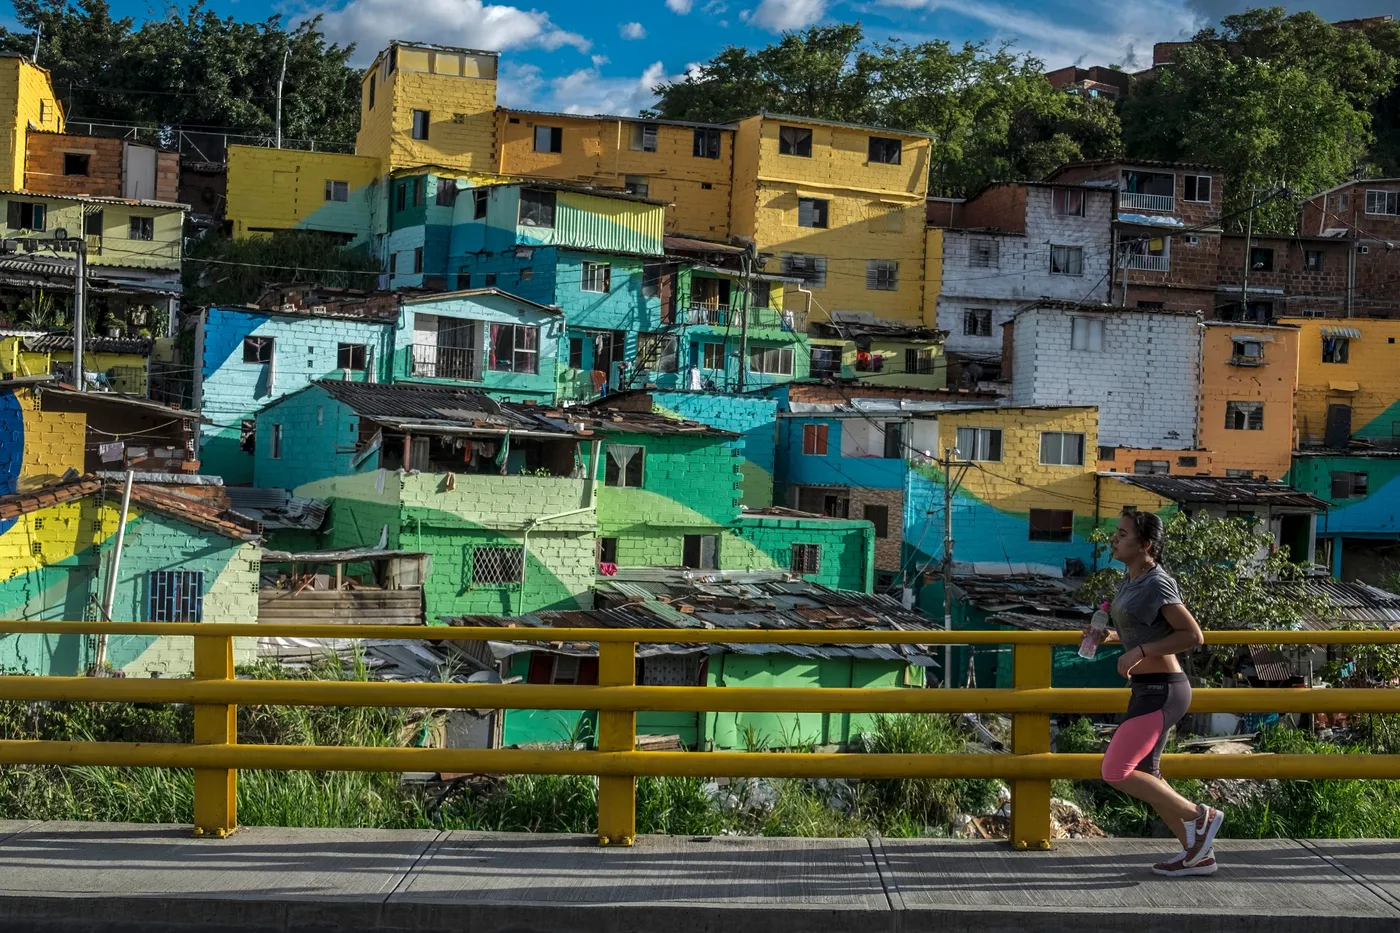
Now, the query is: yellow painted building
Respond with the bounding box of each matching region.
[1280,317,1400,448]
[0,54,64,192]
[226,147,382,241]
[494,109,735,239]
[356,43,499,174]
[731,113,932,328]
[0,334,151,393]
[0,190,183,271]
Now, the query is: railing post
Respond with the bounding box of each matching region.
[596,640,636,846]
[1010,643,1053,850]
[192,632,237,838]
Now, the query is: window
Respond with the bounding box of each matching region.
[781,253,827,288]
[866,260,898,291]
[519,189,556,227]
[567,337,585,369]
[242,336,274,364]
[473,188,488,219]
[389,252,398,275]
[968,238,998,268]
[83,210,102,237]
[1231,339,1264,365]
[1225,401,1265,431]
[963,309,992,337]
[129,216,153,241]
[802,423,829,455]
[624,175,648,198]
[1323,336,1350,364]
[412,110,430,140]
[407,247,421,274]
[533,125,563,152]
[270,424,283,460]
[1134,460,1170,475]
[519,267,533,282]
[598,537,619,564]
[1178,456,1198,467]
[864,504,889,538]
[693,128,722,159]
[1366,189,1400,215]
[1050,245,1084,276]
[868,136,902,164]
[367,73,375,109]
[489,323,539,373]
[748,346,795,375]
[955,426,1002,462]
[1250,247,1274,271]
[1052,188,1085,216]
[791,543,821,574]
[1099,446,1116,461]
[604,444,645,488]
[906,348,935,375]
[702,342,725,371]
[883,421,907,459]
[471,546,525,585]
[683,534,719,570]
[779,126,812,157]
[337,343,367,371]
[63,152,90,176]
[436,180,458,206]
[324,180,349,202]
[148,570,204,623]
[1040,432,1086,466]
[1184,175,1212,203]
[1028,509,1074,543]
[6,200,45,231]
[798,197,828,228]
[1331,471,1370,499]
[413,177,424,206]
[1071,317,1104,351]
[810,345,840,378]
[642,333,678,373]
[632,123,659,152]
[1305,250,1324,272]
[396,182,408,211]
[582,262,612,293]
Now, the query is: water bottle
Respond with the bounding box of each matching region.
[1079,602,1111,660]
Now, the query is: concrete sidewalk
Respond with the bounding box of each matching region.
[0,820,1396,932]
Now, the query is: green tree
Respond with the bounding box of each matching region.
[183,232,381,308]
[0,0,362,147]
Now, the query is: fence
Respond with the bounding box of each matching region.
[1,622,1399,849]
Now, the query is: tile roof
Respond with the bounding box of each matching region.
[1105,474,1329,510]
[0,477,103,521]
[0,476,260,542]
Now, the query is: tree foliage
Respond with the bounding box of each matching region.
[183,232,381,308]
[0,0,362,146]
[649,23,1120,197]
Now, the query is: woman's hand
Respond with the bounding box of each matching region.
[1117,645,1145,679]
[1101,628,1120,644]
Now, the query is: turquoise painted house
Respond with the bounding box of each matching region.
[1288,451,1400,581]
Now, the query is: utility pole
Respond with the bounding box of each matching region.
[735,245,754,393]
[939,446,971,688]
[31,25,41,63]
[274,46,290,149]
[72,236,87,391]
[1240,186,1258,319]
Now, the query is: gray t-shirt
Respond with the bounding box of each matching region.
[1110,565,1184,652]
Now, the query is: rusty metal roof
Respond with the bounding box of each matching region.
[1106,474,1328,510]
[312,381,567,434]
[1270,577,1400,630]
[22,334,153,355]
[0,476,260,542]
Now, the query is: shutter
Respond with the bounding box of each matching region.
[798,199,813,227]
[866,261,878,289]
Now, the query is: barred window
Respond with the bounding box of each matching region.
[791,543,821,574]
[149,571,204,622]
[471,546,524,585]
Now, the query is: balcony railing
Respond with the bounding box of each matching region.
[684,304,807,332]
[1119,252,1171,272]
[685,303,738,327]
[1120,191,1175,213]
[410,344,478,381]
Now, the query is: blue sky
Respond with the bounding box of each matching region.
[77,0,1400,115]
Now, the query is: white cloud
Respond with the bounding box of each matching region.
[748,0,825,31]
[592,54,611,66]
[620,21,648,38]
[497,61,546,108]
[319,0,591,63]
[876,0,1199,69]
[548,61,678,115]
[666,0,694,13]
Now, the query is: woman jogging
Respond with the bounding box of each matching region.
[1092,511,1224,877]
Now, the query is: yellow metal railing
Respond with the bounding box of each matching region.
[3,622,1400,848]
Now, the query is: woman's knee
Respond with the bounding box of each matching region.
[1101,757,1136,785]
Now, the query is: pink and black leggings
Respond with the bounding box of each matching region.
[1102,672,1192,782]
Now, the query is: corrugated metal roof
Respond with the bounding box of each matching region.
[1271,577,1400,630]
[1106,474,1328,510]
[1322,327,1363,338]
[0,188,188,210]
[22,334,153,354]
[226,488,328,531]
[313,381,552,431]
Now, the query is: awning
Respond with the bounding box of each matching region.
[1329,380,1360,392]
[1322,327,1362,338]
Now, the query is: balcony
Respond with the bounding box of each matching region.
[410,344,479,381]
[1119,252,1170,272]
[683,304,807,332]
[1120,191,1175,213]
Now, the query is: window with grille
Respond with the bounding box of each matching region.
[641,333,678,373]
[955,426,1002,462]
[1051,188,1084,216]
[337,343,367,371]
[1040,431,1086,466]
[798,197,828,228]
[905,348,935,375]
[866,260,898,290]
[969,238,998,267]
[802,423,828,455]
[1050,245,1083,275]
[519,189,556,227]
[582,262,612,293]
[605,444,645,487]
[963,309,992,336]
[412,110,430,140]
[243,336,274,363]
[810,345,841,378]
[781,253,827,288]
[1366,189,1399,215]
[632,123,659,152]
[868,136,901,164]
[471,546,524,585]
[791,543,821,574]
[488,324,539,373]
[693,128,721,159]
[1331,471,1369,499]
[1028,509,1073,542]
[778,126,812,156]
[149,570,204,622]
[1225,401,1264,431]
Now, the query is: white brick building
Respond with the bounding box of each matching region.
[934,182,1115,364]
[1009,302,1203,450]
